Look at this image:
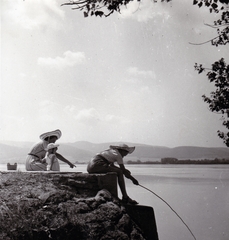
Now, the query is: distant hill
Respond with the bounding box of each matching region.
[57,144,93,162]
[0,143,29,163]
[0,141,228,164]
[133,145,229,160]
[69,142,229,160]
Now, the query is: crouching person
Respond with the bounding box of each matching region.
[87,144,139,204]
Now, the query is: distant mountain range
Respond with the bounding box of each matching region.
[0,141,229,164]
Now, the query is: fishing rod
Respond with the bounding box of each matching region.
[138,184,197,240]
[126,174,197,240]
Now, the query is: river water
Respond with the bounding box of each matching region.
[1,164,228,240]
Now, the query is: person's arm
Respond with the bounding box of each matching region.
[41,152,48,163]
[119,164,130,175]
[119,164,139,185]
[56,152,76,168]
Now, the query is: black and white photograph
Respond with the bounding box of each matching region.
[1,0,229,239]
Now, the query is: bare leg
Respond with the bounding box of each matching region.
[89,163,128,198]
[107,165,128,198]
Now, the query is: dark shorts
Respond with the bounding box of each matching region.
[87,155,112,173]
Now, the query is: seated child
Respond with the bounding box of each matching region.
[43,143,60,171]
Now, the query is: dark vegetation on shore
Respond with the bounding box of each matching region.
[4,158,229,167]
[63,158,229,165]
[126,158,229,164]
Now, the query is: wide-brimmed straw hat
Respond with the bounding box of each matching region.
[45,143,59,151]
[39,129,62,140]
[110,144,135,154]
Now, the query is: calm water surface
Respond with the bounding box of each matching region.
[1,164,228,240]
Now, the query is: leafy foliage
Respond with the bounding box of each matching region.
[211,11,229,46]
[193,0,229,147]
[195,59,229,146]
[192,0,229,46]
[62,0,172,17]
[193,0,229,13]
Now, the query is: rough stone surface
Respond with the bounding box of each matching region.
[0,172,146,240]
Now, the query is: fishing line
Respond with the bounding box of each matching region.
[138,184,197,240]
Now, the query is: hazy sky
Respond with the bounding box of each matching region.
[1,0,228,147]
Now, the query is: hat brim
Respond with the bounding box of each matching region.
[40,129,62,140]
[110,145,135,154]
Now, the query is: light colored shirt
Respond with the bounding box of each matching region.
[29,140,49,159]
[98,149,123,164]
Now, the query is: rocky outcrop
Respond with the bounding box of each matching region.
[0,172,147,240]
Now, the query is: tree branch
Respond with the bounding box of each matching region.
[189,32,226,45]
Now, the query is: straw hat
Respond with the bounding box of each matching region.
[46,143,59,151]
[110,144,135,154]
[39,129,62,140]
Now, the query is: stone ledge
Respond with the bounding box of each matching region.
[0,171,118,198]
[49,172,118,197]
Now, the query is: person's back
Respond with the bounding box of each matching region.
[26,141,48,171]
